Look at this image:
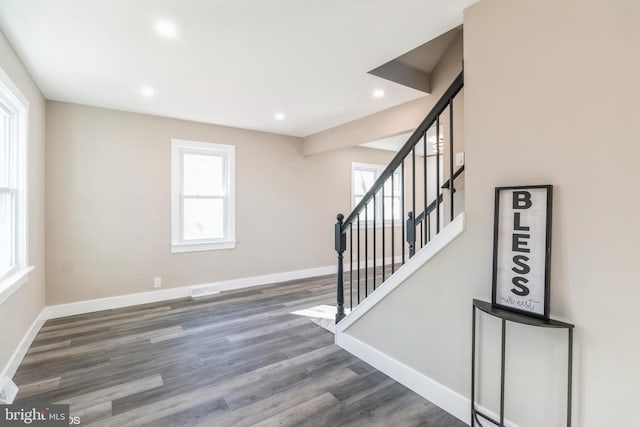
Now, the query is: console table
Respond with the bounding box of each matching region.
[471,299,574,426]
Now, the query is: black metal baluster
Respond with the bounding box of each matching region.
[423,131,428,243]
[436,116,441,234]
[412,146,416,255]
[349,225,353,311]
[391,171,395,274]
[449,98,455,222]
[382,184,385,282]
[365,201,368,298]
[335,214,346,323]
[373,192,376,291]
[420,222,423,248]
[401,160,405,264]
[357,214,360,305]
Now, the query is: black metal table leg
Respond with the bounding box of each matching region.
[471,305,476,425]
[471,299,574,427]
[567,328,573,427]
[500,319,506,427]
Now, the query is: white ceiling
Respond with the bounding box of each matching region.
[0,0,473,137]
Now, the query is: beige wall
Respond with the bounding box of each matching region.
[345,0,640,426]
[45,102,396,305]
[302,32,463,156]
[0,31,46,375]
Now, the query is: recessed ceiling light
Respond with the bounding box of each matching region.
[373,89,385,98]
[155,19,177,38]
[274,113,285,121]
[141,86,155,97]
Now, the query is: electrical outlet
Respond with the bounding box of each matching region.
[455,152,465,167]
[153,277,162,288]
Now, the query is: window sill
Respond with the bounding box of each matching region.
[171,240,236,253]
[0,266,35,305]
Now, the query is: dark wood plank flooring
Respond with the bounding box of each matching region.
[13,274,465,427]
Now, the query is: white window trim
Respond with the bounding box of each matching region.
[171,139,236,253]
[0,65,32,304]
[351,162,401,227]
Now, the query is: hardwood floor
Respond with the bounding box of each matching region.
[13,275,465,427]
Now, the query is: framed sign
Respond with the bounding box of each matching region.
[492,185,552,319]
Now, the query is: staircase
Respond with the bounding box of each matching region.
[334,72,464,323]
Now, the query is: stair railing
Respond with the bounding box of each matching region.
[408,164,465,257]
[334,71,464,323]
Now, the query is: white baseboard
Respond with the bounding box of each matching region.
[335,332,518,427]
[336,213,465,333]
[46,264,340,319]
[0,308,48,401]
[45,287,192,319]
[336,333,518,427]
[0,377,18,404]
[336,332,470,424]
[190,265,337,297]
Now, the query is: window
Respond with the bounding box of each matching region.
[352,162,401,223]
[0,67,31,304]
[171,139,235,253]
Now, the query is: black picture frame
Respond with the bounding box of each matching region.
[491,185,553,319]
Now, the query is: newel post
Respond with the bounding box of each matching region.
[335,213,346,323]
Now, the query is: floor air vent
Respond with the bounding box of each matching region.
[190,285,220,298]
